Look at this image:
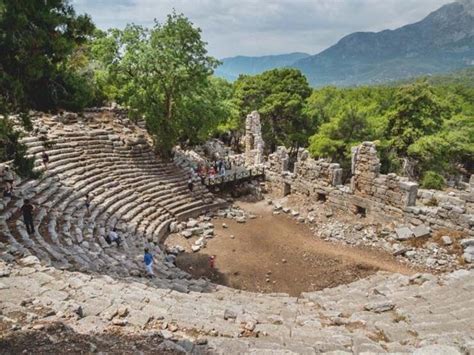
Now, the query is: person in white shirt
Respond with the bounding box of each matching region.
[108,228,121,247]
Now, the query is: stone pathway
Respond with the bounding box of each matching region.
[1,258,472,354]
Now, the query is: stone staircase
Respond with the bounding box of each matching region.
[0,258,472,354]
[0,111,225,293]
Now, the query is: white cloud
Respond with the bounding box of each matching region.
[72,0,451,58]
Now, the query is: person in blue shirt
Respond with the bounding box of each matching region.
[144,248,154,277]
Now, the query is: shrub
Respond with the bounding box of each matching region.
[421,171,445,190]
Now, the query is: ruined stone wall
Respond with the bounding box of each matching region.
[244,111,264,166]
[351,142,418,210]
[295,150,343,188]
[265,142,474,237]
[267,147,289,173]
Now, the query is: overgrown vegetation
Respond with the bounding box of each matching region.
[0,0,95,176]
[304,82,474,181]
[0,0,472,183]
[421,171,445,190]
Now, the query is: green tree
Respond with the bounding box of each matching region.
[0,0,94,177]
[308,104,371,170]
[408,114,474,176]
[233,68,312,152]
[0,0,95,111]
[384,82,450,169]
[93,13,221,156]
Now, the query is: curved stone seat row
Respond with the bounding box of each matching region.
[1,257,472,353]
[0,114,225,292]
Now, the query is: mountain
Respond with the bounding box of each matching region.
[396,66,474,87]
[215,52,310,81]
[292,0,474,86]
[215,1,474,86]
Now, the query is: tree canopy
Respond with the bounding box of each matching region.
[0,0,95,112]
[91,13,224,156]
[0,0,95,177]
[306,81,473,182]
[232,68,312,152]
[0,0,472,185]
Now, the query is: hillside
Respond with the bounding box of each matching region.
[396,66,474,87]
[293,0,474,86]
[215,52,310,81]
[216,0,474,87]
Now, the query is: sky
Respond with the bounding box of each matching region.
[71,0,451,58]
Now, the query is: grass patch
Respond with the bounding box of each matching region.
[406,235,431,248]
[368,329,390,343]
[432,229,467,256]
[392,311,408,323]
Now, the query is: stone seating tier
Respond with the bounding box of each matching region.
[0,113,225,292]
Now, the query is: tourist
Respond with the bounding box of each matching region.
[108,228,121,247]
[144,248,154,277]
[208,255,216,269]
[209,166,216,179]
[188,178,194,192]
[3,187,12,198]
[21,199,35,235]
[2,166,14,193]
[219,164,226,177]
[42,151,49,170]
[85,194,91,214]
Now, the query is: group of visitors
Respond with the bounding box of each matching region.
[200,159,233,179]
[187,159,236,191]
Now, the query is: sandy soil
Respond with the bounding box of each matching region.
[170,201,418,297]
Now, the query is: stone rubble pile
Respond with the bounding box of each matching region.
[268,198,467,271]
[265,141,473,240]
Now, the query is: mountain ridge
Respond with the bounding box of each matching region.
[215,0,474,86]
[215,52,310,81]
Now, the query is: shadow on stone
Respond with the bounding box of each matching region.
[176,251,230,287]
[0,321,205,354]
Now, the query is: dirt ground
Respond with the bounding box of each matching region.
[170,201,418,297]
[0,321,183,355]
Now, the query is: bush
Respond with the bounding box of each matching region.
[421,171,445,190]
[0,117,39,179]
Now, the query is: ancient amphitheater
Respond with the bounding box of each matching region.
[1,109,473,354]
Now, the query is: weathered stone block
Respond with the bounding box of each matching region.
[412,225,431,238]
[395,226,414,240]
